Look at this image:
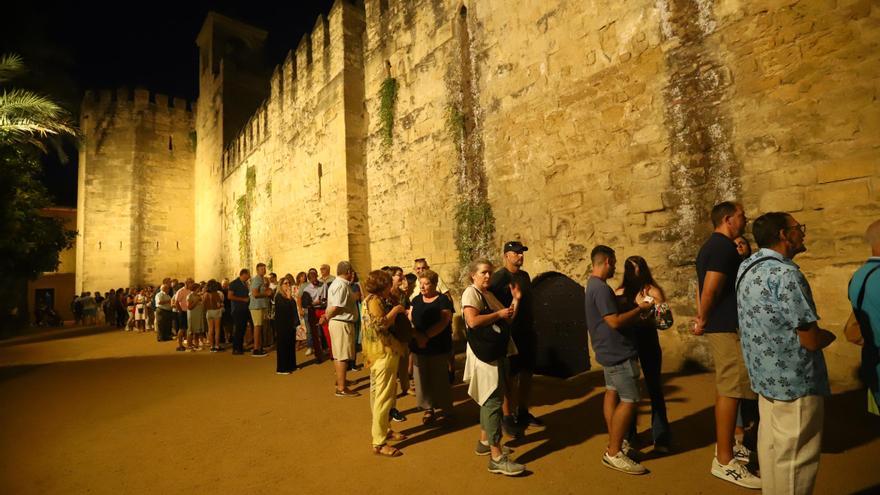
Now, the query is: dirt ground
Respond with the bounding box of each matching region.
[0,326,878,494]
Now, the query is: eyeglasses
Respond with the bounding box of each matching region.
[786,223,806,234]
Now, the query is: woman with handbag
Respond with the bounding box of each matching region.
[461,258,526,477]
[362,270,409,457]
[615,255,672,453]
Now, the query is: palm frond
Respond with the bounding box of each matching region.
[0,53,25,83]
[0,89,76,141]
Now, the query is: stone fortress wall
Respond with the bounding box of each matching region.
[76,89,195,292]
[78,0,879,382]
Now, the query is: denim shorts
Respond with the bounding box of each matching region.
[603,358,641,403]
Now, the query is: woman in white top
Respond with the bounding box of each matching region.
[461,258,525,476]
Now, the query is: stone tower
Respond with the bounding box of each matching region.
[75,88,195,291]
[194,12,270,279]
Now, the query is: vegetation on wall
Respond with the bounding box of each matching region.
[379,77,398,146]
[235,166,257,267]
[453,198,495,267]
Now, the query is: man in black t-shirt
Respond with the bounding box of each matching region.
[694,201,761,489]
[489,241,542,433]
[228,268,251,355]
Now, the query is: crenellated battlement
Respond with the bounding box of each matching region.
[81,88,193,116]
[220,0,361,176]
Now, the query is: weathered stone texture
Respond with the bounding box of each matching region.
[78,0,878,383]
[76,89,195,291]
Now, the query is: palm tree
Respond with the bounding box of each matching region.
[0,53,76,150]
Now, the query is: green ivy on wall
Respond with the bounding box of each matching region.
[234,166,257,267]
[379,77,398,146]
[454,198,496,267]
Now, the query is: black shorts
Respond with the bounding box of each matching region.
[509,329,537,374]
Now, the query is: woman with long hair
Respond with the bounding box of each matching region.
[361,270,408,457]
[615,255,670,453]
[204,280,225,352]
[383,265,413,422]
[274,275,300,374]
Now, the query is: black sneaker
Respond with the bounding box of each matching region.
[516,410,545,428]
[502,415,524,438]
[232,349,243,355]
[252,349,268,357]
[390,408,406,422]
[175,346,186,352]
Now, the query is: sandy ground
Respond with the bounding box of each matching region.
[0,326,878,495]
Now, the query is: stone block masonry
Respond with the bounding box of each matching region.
[76,88,195,292]
[78,0,879,384]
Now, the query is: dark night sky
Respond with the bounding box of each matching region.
[3,0,337,206]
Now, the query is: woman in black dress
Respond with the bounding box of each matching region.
[274,276,300,374]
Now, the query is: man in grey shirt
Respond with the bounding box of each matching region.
[585,245,651,475]
[320,260,360,397]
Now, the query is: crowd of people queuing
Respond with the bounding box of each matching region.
[79,206,880,492]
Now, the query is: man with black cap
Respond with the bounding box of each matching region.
[490,240,543,433]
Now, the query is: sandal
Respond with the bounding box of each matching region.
[385,430,408,442]
[373,444,402,457]
[422,409,436,425]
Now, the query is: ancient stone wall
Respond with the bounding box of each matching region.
[213,1,368,276]
[359,0,879,383]
[76,88,195,291]
[78,0,878,384]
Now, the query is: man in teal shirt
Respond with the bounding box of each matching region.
[848,219,880,415]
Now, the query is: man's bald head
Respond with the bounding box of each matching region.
[866,219,880,255]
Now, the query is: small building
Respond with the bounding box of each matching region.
[27,207,77,324]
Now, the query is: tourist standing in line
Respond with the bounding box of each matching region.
[228,269,251,355]
[187,284,205,351]
[734,236,752,259]
[302,268,328,361]
[319,264,336,286]
[94,290,105,325]
[274,276,300,374]
[615,255,671,453]
[414,257,454,383]
[848,219,880,415]
[462,259,525,476]
[384,266,411,422]
[155,284,173,342]
[220,278,232,344]
[204,280,225,352]
[737,212,833,494]
[134,289,146,332]
[410,268,455,423]
[320,261,360,397]
[489,240,541,435]
[102,290,115,329]
[694,202,761,488]
[174,279,193,339]
[362,269,408,457]
[249,263,272,357]
[585,245,652,475]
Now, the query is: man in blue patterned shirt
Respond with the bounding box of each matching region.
[736,212,835,495]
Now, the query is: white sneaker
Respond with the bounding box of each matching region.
[305,348,314,356]
[602,450,647,475]
[714,443,751,465]
[734,442,751,464]
[711,457,761,489]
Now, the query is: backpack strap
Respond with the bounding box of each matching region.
[855,264,880,312]
[735,256,781,294]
